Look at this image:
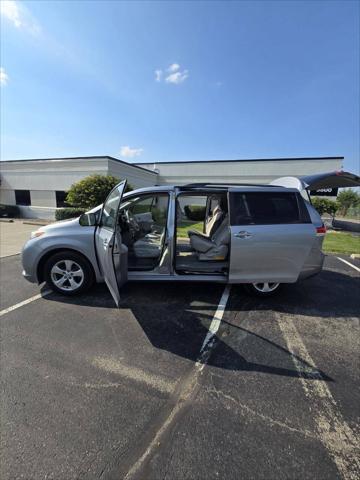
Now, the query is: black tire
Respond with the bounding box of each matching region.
[244,282,282,297]
[44,251,94,296]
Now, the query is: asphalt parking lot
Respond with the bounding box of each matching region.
[0,254,359,480]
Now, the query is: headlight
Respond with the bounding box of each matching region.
[30,230,45,239]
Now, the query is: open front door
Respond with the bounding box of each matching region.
[95,181,127,306]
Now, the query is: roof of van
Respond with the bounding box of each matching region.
[123,184,296,196]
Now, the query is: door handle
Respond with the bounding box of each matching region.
[234,231,252,239]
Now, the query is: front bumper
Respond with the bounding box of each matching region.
[22,269,37,283]
[21,239,42,284]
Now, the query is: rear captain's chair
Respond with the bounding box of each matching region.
[187,204,224,240]
[189,216,230,261]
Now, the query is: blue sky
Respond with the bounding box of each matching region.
[1,0,359,172]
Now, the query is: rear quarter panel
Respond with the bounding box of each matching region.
[229,223,317,283]
[298,200,325,279]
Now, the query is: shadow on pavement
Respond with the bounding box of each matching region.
[37,266,360,382]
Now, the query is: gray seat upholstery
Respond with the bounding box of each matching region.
[188,205,224,240]
[133,232,164,258]
[190,216,230,261]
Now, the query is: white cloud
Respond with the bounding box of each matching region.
[120,146,144,158]
[155,69,162,82]
[0,67,9,86]
[165,69,189,84]
[167,63,180,73]
[0,1,21,27]
[0,1,40,35]
[155,63,189,85]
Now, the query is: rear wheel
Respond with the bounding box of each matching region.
[44,251,94,295]
[245,282,281,297]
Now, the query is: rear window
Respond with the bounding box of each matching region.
[229,192,310,225]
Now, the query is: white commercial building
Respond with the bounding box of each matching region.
[0,156,157,219]
[137,156,344,185]
[0,155,343,219]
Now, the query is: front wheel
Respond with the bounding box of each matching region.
[245,282,281,297]
[44,251,94,296]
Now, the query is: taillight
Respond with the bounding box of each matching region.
[316,225,327,236]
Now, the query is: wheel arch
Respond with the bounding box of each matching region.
[37,248,97,284]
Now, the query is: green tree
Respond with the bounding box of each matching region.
[66,174,132,209]
[336,189,360,217]
[311,197,339,218]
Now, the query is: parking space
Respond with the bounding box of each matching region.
[0,255,43,309]
[0,254,359,479]
[0,221,40,258]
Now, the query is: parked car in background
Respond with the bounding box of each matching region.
[22,171,360,305]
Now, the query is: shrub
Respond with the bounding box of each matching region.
[0,204,20,218]
[55,207,86,221]
[66,174,132,210]
[184,205,206,221]
[346,204,360,220]
[336,189,360,216]
[311,197,339,218]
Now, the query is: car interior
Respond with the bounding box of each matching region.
[175,192,230,274]
[118,193,169,271]
[116,190,230,275]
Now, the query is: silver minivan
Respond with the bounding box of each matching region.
[22,171,360,305]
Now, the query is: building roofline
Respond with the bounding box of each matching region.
[0,155,157,175]
[136,156,344,165]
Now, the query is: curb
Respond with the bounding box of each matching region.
[22,221,49,226]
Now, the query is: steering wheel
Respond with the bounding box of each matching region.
[124,209,140,235]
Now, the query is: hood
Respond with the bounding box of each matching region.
[39,217,80,233]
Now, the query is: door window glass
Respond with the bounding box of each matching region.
[122,194,169,227]
[230,192,302,225]
[100,187,123,230]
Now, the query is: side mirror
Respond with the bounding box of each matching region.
[79,213,97,226]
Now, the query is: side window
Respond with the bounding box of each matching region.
[55,191,67,208]
[15,190,31,206]
[125,194,169,227]
[120,194,169,228]
[230,192,305,225]
[100,188,123,230]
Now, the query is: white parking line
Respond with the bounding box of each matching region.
[124,285,231,479]
[0,290,51,317]
[336,257,360,273]
[277,313,360,480]
[199,285,231,355]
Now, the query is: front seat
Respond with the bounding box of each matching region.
[190,216,230,261]
[132,231,164,258]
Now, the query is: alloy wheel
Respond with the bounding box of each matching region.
[50,260,84,292]
[252,282,280,293]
